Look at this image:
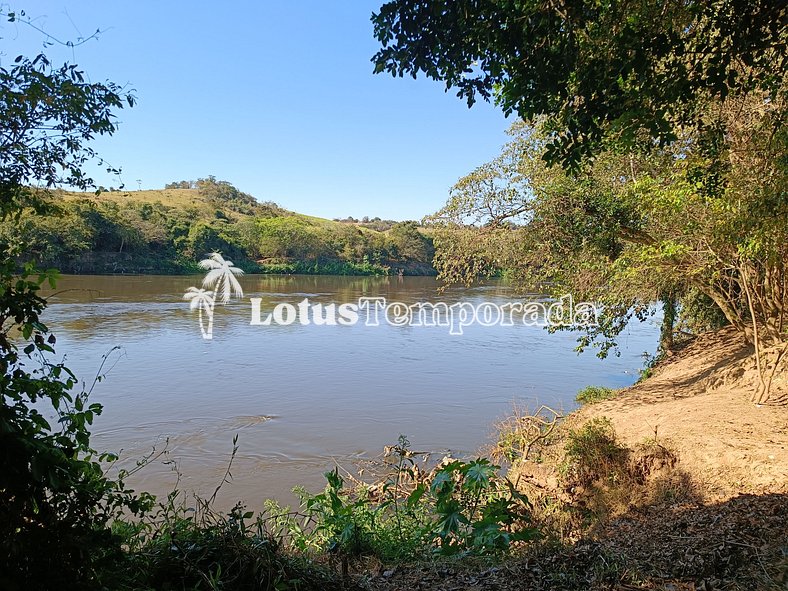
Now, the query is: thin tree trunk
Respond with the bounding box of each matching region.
[696,283,747,339]
[763,342,788,401]
[659,293,676,354]
[741,264,768,403]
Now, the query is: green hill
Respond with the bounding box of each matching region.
[2,179,435,275]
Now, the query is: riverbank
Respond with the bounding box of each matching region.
[369,327,788,590]
[577,326,787,499]
[41,251,430,276]
[20,303,786,589]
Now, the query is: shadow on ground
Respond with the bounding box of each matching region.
[366,493,788,590]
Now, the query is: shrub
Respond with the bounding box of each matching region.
[271,436,537,563]
[115,494,346,591]
[493,405,563,463]
[563,418,629,487]
[0,265,153,590]
[428,457,536,555]
[575,386,616,405]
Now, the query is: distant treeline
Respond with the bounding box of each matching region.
[2,178,435,275]
[333,216,400,232]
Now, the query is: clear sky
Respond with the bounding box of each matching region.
[3,2,512,220]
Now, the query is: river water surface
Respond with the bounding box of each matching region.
[42,275,658,508]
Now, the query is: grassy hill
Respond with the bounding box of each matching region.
[2,180,435,275]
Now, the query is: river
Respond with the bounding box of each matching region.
[41,274,658,509]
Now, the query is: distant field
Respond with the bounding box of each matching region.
[57,188,360,229]
[61,188,202,208]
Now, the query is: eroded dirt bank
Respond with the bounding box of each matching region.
[581,327,787,499]
[368,327,788,590]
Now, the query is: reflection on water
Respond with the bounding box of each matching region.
[40,275,659,508]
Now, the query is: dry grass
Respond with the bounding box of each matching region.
[54,188,347,228]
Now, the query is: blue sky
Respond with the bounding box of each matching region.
[4,2,512,220]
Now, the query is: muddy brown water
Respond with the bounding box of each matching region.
[41,275,657,509]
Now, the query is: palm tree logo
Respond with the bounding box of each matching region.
[183,252,245,339]
[183,287,215,339]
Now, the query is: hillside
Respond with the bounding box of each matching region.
[2,180,436,275]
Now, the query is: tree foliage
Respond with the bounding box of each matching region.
[0,15,153,587]
[0,190,437,275]
[429,99,787,399]
[379,0,787,400]
[0,47,134,216]
[372,0,786,168]
[0,264,153,589]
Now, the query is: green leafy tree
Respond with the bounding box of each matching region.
[0,41,133,215]
[372,0,786,168]
[431,106,787,400]
[0,11,149,588]
[256,216,326,261]
[379,1,787,401]
[182,221,236,260]
[388,221,433,263]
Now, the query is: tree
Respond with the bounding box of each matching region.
[196,177,261,215]
[165,180,195,189]
[0,44,134,216]
[431,108,788,400]
[182,221,236,260]
[376,0,787,401]
[388,221,433,262]
[255,216,325,261]
[0,11,147,588]
[372,0,786,168]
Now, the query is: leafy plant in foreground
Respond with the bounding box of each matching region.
[277,437,537,563]
[0,260,153,590]
[0,20,148,588]
[429,458,535,555]
[115,493,346,591]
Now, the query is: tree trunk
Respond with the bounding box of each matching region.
[659,293,676,354]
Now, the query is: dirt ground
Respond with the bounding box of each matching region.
[581,326,788,499]
[365,328,788,590]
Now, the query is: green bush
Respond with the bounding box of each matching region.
[0,264,153,590]
[575,386,616,405]
[563,418,629,486]
[269,436,536,562]
[0,186,439,276]
[115,495,345,591]
[258,259,389,276]
[428,457,536,555]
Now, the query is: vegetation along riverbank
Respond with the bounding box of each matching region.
[0,178,437,276]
